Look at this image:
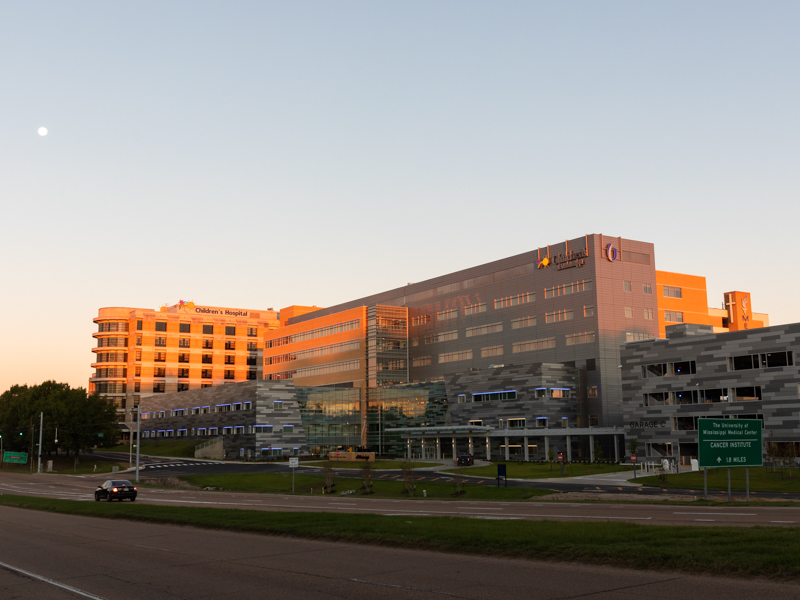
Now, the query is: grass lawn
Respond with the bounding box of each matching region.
[4,494,800,578]
[301,460,440,470]
[105,440,199,459]
[637,466,800,493]
[0,457,128,475]
[442,462,632,479]
[181,472,552,500]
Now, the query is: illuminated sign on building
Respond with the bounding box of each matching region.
[606,243,618,262]
[552,248,588,271]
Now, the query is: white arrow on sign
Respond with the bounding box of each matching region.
[717,457,722,463]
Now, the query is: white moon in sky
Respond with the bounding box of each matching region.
[38,127,48,136]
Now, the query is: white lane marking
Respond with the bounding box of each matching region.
[695,519,715,522]
[134,544,170,551]
[0,559,108,600]
[771,520,795,523]
[673,512,756,516]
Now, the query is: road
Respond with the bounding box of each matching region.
[2,470,800,526]
[1,505,799,600]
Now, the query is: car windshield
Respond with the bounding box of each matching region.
[112,481,133,486]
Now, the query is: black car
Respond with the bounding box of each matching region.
[95,480,137,502]
[456,453,474,467]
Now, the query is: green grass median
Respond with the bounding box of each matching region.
[181,472,552,500]
[0,458,128,475]
[301,460,440,469]
[637,466,800,493]
[1,494,800,578]
[106,440,199,459]
[443,462,632,479]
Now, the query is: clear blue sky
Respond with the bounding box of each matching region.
[2,1,799,391]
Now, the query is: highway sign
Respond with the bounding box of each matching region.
[630,454,637,463]
[3,451,28,464]
[698,418,763,468]
[289,457,299,468]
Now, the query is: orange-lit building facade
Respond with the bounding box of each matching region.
[91,302,280,412]
[654,271,768,337]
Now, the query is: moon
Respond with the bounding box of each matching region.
[37,127,48,136]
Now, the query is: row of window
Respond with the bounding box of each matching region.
[96,337,128,348]
[467,417,582,429]
[643,386,762,406]
[640,361,697,377]
[147,338,254,350]
[622,281,653,294]
[144,402,253,419]
[97,322,129,333]
[266,319,360,348]
[266,339,361,365]
[664,310,684,323]
[544,280,592,299]
[141,424,294,439]
[267,359,361,381]
[150,322,257,336]
[728,351,793,371]
[94,352,128,363]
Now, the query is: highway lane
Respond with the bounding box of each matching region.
[2,471,800,526]
[1,505,800,600]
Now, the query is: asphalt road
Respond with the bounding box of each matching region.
[91,452,800,502]
[1,505,800,600]
[2,471,800,526]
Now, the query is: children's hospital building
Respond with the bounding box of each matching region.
[92,233,790,464]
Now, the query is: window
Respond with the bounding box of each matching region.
[412,356,432,367]
[202,354,213,364]
[641,363,667,378]
[624,281,632,292]
[179,323,191,333]
[154,367,166,377]
[155,322,167,332]
[588,386,598,397]
[216,404,231,412]
[135,366,141,376]
[625,307,633,318]
[626,332,650,342]
[412,315,431,326]
[472,390,517,402]
[513,337,555,353]
[201,369,212,379]
[222,427,232,436]
[463,303,486,316]
[154,352,166,362]
[247,355,257,366]
[465,322,502,337]
[273,400,284,408]
[457,394,467,403]
[439,350,472,364]
[253,425,273,433]
[266,319,361,348]
[225,340,235,350]
[728,351,793,371]
[643,283,652,294]
[469,419,483,426]
[224,370,235,380]
[589,415,599,426]
[136,336,142,346]
[583,306,595,317]
[481,345,503,358]
[232,403,242,411]
[664,310,684,323]
[225,326,235,336]
[266,339,361,365]
[178,368,189,378]
[565,332,595,345]
[268,359,361,381]
[203,339,213,349]
[178,353,190,363]
[155,337,167,347]
[551,388,571,398]
[208,427,218,436]
[153,382,165,393]
[544,280,591,299]
[136,320,143,331]
[663,286,682,298]
[536,417,548,428]
[671,360,696,375]
[545,309,573,324]
[562,417,568,428]
[248,370,257,380]
[247,327,257,337]
[535,388,547,397]
[134,381,141,392]
[243,401,251,410]
[135,350,142,361]
[179,338,191,348]
[283,425,294,433]
[511,316,536,329]
[225,355,236,365]
[425,330,458,344]
[437,308,457,321]
[203,324,214,335]
[644,308,654,320]
[494,292,533,309]
[732,386,762,402]
[411,338,418,347]
[247,341,258,351]
[178,383,189,392]
[507,418,526,429]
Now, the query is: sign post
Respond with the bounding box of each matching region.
[631,454,637,479]
[289,456,299,494]
[698,418,763,502]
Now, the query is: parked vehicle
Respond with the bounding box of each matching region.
[95,480,137,502]
[456,453,474,467]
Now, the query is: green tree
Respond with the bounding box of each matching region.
[628,437,639,458]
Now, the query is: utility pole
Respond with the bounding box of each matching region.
[37,412,43,473]
[135,404,141,483]
[29,417,33,473]
[128,408,134,467]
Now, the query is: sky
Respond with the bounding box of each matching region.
[1,1,799,393]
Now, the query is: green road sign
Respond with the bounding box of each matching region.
[3,451,28,464]
[698,418,763,468]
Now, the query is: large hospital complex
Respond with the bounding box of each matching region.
[92,233,795,465]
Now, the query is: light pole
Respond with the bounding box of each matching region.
[128,409,134,467]
[135,404,141,483]
[37,412,43,473]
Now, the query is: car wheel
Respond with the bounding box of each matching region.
[106,495,113,502]
[130,497,136,502]
[94,493,100,502]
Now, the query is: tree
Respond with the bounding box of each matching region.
[594,440,604,462]
[360,462,374,494]
[547,447,555,471]
[628,437,639,457]
[401,462,415,497]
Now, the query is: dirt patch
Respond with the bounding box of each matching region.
[141,477,200,490]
